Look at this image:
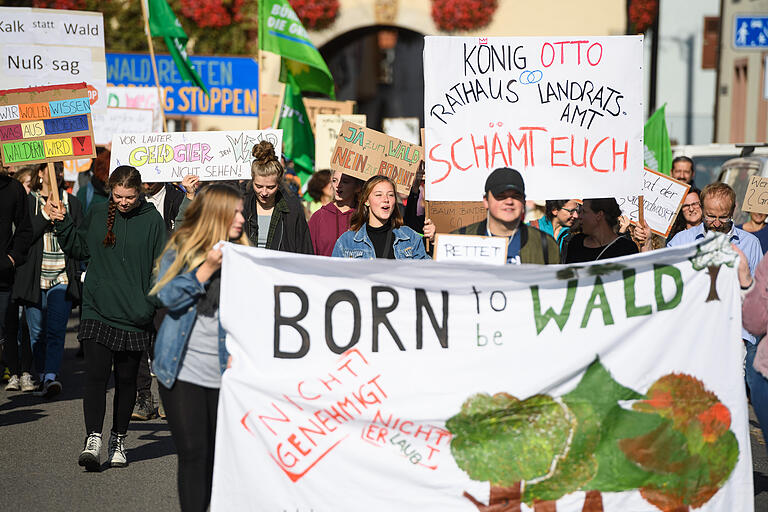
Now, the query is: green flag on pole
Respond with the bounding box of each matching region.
[644,104,673,175]
[258,0,335,98]
[279,72,315,184]
[148,0,208,95]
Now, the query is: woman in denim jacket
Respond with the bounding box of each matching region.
[150,184,247,512]
[332,176,430,259]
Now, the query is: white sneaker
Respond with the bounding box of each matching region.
[20,373,35,392]
[107,432,128,467]
[78,433,102,472]
[5,375,19,391]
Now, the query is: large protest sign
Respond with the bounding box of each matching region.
[434,234,507,265]
[742,175,768,215]
[618,168,690,237]
[427,200,486,233]
[424,36,644,201]
[330,121,423,195]
[0,7,107,145]
[0,83,96,165]
[212,234,751,511]
[315,114,367,171]
[109,129,281,183]
[105,86,164,140]
[98,108,154,148]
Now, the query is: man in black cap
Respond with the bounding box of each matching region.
[451,167,559,264]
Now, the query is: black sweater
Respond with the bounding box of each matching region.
[0,175,32,291]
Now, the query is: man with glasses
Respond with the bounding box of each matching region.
[669,182,767,452]
[529,199,580,251]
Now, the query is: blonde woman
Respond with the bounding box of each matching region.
[243,140,313,253]
[151,184,247,512]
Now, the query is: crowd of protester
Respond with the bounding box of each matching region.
[2,148,768,511]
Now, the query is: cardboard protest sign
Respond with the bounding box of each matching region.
[0,7,107,145]
[259,93,281,129]
[109,129,282,183]
[618,168,690,237]
[304,98,355,133]
[213,234,751,511]
[424,36,643,201]
[314,114,367,171]
[330,121,422,195]
[742,175,768,215]
[434,234,507,264]
[0,83,96,166]
[427,200,486,233]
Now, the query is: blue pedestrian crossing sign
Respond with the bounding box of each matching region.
[735,16,768,48]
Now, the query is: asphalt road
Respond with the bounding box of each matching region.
[1,316,767,511]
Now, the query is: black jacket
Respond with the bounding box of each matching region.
[0,175,32,291]
[13,190,84,304]
[243,186,313,254]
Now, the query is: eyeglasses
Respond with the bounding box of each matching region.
[560,206,581,215]
[703,214,732,224]
[681,202,701,210]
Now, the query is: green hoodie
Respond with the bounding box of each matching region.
[55,200,166,332]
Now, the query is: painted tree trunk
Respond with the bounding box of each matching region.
[582,490,604,511]
[533,500,557,511]
[706,265,720,302]
[463,482,522,512]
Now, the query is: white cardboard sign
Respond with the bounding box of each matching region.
[424,36,644,201]
[314,114,366,171]
[110,129,282,183]
[617,168,690,237]
[434,234,508,265]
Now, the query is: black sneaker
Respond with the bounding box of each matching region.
[131,393,157,421]
[34,379,62,399]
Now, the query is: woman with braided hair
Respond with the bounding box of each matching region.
[242,141,313,254]
[49,165,166,471]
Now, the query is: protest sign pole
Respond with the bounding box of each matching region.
[638,195,645,225]
[140,0,168,132]
[47,163,60,206]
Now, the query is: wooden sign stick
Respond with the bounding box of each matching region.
[638,195,644,225]
[47,162,60,207]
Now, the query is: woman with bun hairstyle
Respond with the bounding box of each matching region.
[562,197,638,263]
[332,175,428,259]
[49,165,166,471]
[151,184,247,512]
[243,141,313,253]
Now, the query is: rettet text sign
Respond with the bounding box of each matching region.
[0,83,95,165]
[109,129,282,183]
[330,121,423,195]
[424,36,644,201]
[434,234,507,265]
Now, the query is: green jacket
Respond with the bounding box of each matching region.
[55,200,167,332]
[451,220,560,264]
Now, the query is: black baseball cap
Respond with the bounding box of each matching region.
[484,167,525,198]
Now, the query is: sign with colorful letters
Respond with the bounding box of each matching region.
[0,82,95,165]
[212,234,751,511]
[330,121,423,195]
[109,129,282,183]
[424,36,644,201]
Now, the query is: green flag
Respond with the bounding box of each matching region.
[643,104,672,175]
[279,73,315,182]
[148,0,208,95]
[259,0,335,98]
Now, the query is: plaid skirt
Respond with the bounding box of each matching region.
[79,319,154,352]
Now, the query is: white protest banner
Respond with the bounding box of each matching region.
[0,7,107,143]
[109,129,282,183]
[424,36,644,201]
[434,234,507,265]
[213,234,751,511]
[103,86,164,141]
[383,117,421,145]
[97,108,154,148]
[315,114,367,171]
[742,175,768,215]
[618,168,690,237]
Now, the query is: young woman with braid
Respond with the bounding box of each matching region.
[151,184,247,512]
[49,166,166,471]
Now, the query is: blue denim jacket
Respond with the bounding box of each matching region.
[331,224,429,259]
[153,250,228,389]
